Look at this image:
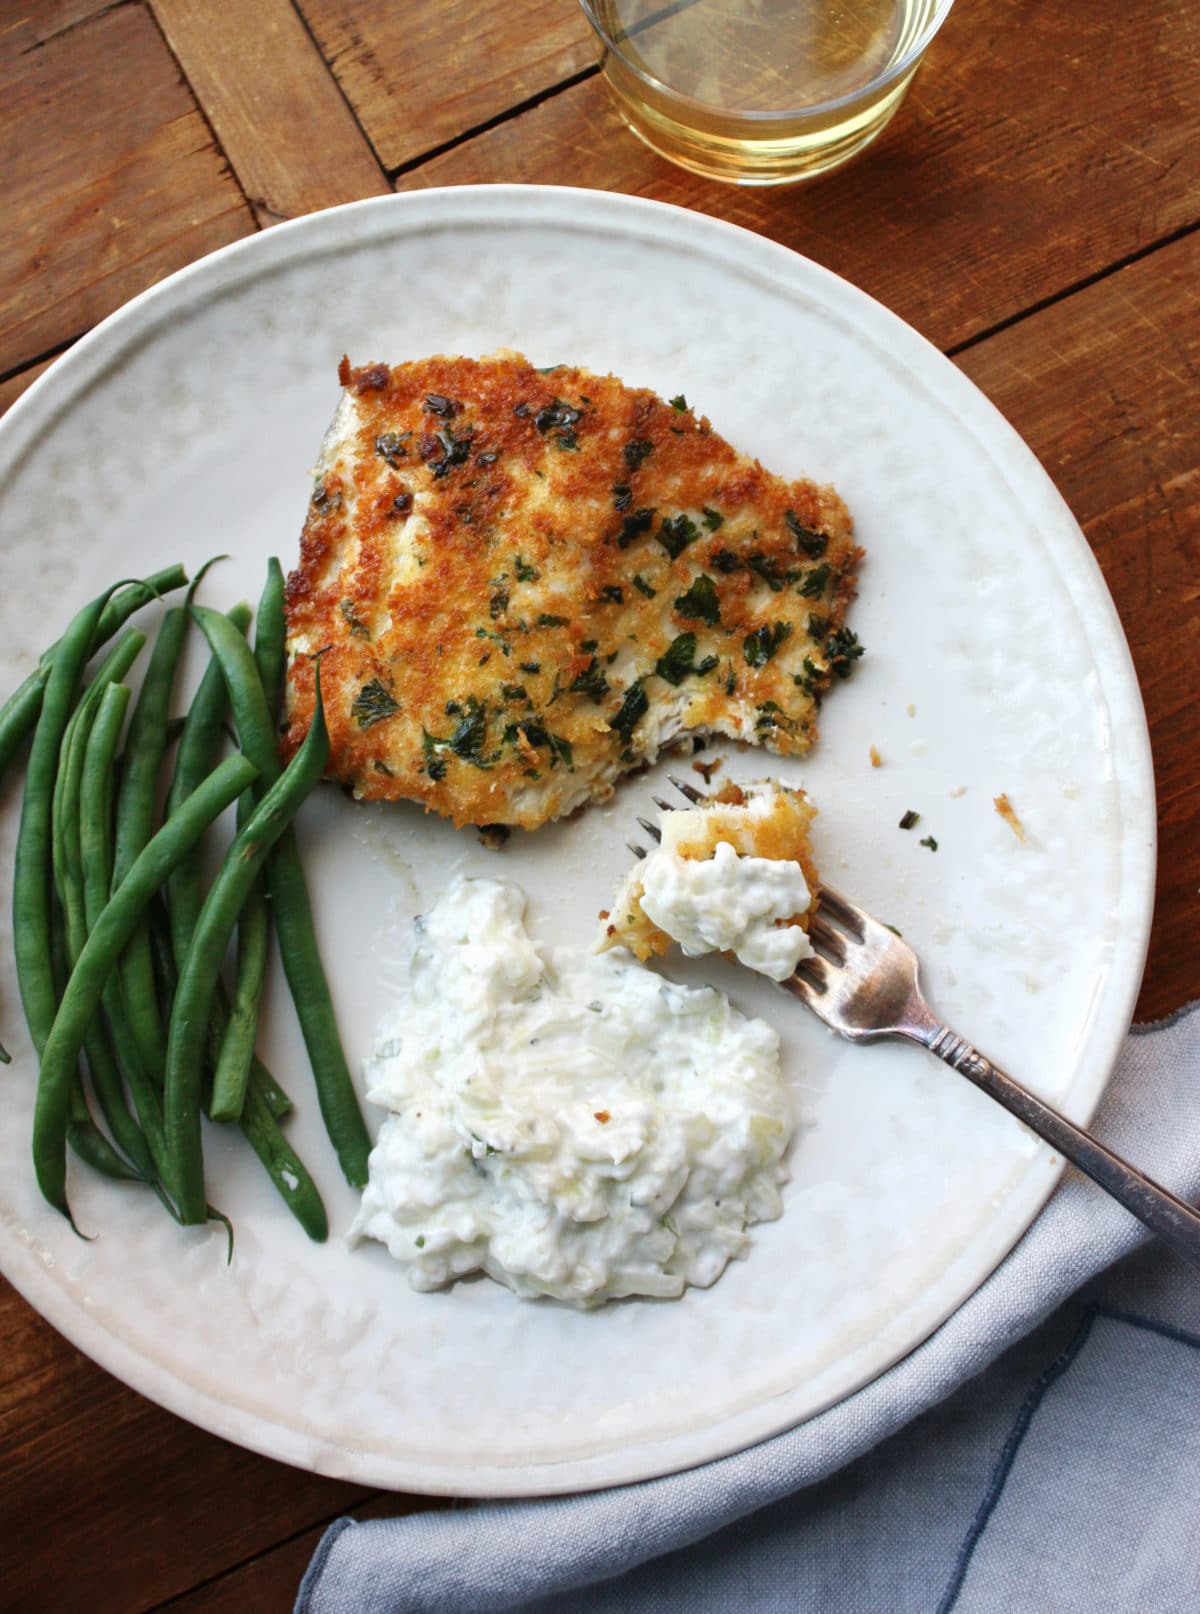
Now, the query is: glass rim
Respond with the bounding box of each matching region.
[577,0,956,126]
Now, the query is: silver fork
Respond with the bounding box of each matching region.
[631,777,1200,1271]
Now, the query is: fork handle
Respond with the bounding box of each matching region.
[920,1025,1200,1271]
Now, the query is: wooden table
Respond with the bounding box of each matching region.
[2,2,1197,1607]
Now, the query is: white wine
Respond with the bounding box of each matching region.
[585,0,950,185]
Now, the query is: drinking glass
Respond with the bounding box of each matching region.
[579,0,956,185]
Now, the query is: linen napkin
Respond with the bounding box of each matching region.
[298,1004,1200,1614]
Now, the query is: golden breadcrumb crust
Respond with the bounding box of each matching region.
[283,353,861,830]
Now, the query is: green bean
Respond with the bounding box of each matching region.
[49,894,142,1186]
[80,684,128,936]
[55,636,146,923]
[81,1021,156,1177]
[39,610,147,974]
[111,606,191,884]
[238,1079,328,1242]
[161,599,292,1121]
[111,560,225,1077]
[32,753,257,1221]
[112,561,227,1078]
[74,625,147,729]
[112,620,194,1074]
[151,870,313,1233]
[208,792,269,1123]
[52,629,147,914]
[165,670,328,1222]
[53,693,101,914]
[190,607,278,776]
[167,602,254,802]
[0,565,188,784]
[164,601,252,964]
[268,837,370,1183]
[147,895,179,1014]
[174,953,293,1119]
[207,567,286,1124]
[91,626,148,694]
[0,670,48,783]
[91,566,189,654]
[253,558,287,720]
[80,685,168,1176]
[192,605,371,1187]
[0,1041,9,1066]
[52,709,81,915]
[14,585,123,1057]
[54,703,98,955]
[66,1083,143,1184]
[251,1059,292,1121]
[136,897,255,1246]
[54,689,156,1180]
[113,561,226,886]
[110,714,188,802]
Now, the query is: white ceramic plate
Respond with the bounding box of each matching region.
[0,186,1154,1495]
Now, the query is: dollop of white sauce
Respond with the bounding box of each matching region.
[639,839,814,981]
[351,876,794,1307]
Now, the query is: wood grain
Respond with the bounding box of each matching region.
[0,1,253,376]
[957,230,1200,1023]
[0,4,1195,1609]
[0,1277,373,1614]
[149,0,390,227]
[0,0,124,53]
[297,0,595,170]
[159,1496,427,1612]
[401,0,1200,355]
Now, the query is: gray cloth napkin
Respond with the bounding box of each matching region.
[297,1004,1200,1614]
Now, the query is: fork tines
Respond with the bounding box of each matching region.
[806,914,848,964]
[814,885,867,940]
[667,774,706,805]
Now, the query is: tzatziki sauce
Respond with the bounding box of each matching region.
[639,837,814,981]
[351,875,794,1306]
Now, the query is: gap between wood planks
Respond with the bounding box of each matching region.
[0,337,74,394]
[11,0,136,54]
[143,1492,432,1613]
[388,60,601,180]
[145,0,390,227]
[142,1496,381,1613]
[141,0,264,233]
[946,220,1200,361]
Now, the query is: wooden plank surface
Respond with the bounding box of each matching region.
[297,0,596,170]
[402,0,1200,355]
[0,1,253,376]
[149,0,390,226]
[1,0,126,54]
[0,2,1195,1609]
[159,1495,418,1612]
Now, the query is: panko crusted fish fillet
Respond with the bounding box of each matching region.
[283,353,862,831]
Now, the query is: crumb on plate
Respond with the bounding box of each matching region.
[993,792,1026,843]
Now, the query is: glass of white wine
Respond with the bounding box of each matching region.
[579,0,955,185]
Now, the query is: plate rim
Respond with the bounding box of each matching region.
[0,183,1157,1495]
